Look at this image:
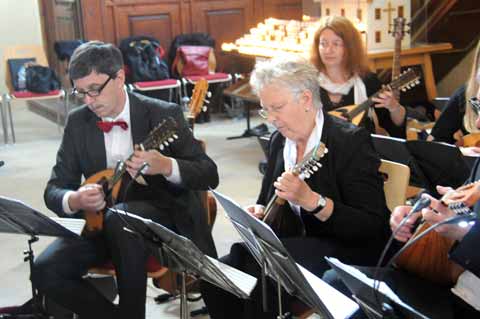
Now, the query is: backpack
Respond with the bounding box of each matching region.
[25,65,61,93]
[119,36,170,83]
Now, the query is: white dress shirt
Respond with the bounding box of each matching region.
[283,110,324,214]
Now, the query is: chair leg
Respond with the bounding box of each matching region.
[5,96,15,144]
[0,95,8,144]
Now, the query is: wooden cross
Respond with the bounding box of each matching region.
[383,1,396,31]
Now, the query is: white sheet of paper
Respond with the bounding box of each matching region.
[297,263,359,319]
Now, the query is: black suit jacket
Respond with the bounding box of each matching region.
[44,92,218,257]
[258,112,390,257]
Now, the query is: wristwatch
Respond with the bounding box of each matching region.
[309,194,327,214]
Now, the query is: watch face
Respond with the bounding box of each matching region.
[318,195,326,207]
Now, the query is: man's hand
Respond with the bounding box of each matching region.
[126,147,172,177]
[422,194,472,241]
[390,205,421,242]
[273,172,316,209]
[245,204,265,219]
[69,184,105,212]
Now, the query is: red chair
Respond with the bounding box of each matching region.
[2,45,66,143]
[129,78,181,103]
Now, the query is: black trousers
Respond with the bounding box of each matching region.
[31,201,175,319]
[201,237,383,319]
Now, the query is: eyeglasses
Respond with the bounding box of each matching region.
[258,104,285,119]
[72,76,112,99]
[319,40,344,50]
[470,97,480,114]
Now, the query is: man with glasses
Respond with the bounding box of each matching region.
[32,41,218,319]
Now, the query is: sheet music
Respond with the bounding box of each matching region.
[297,263,359,319]
[50,217,85,236]
[205,255,257,296]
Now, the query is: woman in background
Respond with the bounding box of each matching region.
[430,40,480,156]
[310,15,406,138]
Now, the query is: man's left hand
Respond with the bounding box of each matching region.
[126,148,172,177]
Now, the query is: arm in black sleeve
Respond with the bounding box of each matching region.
[44,114,83,217]
[149,104,219,191]
[430,85,466,144]
[449,222,480,278]
[311,128,390,241]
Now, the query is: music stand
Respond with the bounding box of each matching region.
[371,135,471,196]
[212,190,359,319]
[326,258,429,319]
[0,196,84,318]
[110,209,257,319]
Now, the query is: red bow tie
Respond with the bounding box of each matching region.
[96,120,128,133]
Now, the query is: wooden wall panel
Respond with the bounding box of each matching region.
[263,0,303,20]
[114,3,182,52]
[190,0,254,71]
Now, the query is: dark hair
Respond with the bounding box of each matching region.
[68,41,123,80]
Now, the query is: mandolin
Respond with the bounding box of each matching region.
[329,68,420,127]
[263,142,328,237]
[394,186,477,286]
[82,117,178,236]
[186,78,209,130]
[390,17,408,99]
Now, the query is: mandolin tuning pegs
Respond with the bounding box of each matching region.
[168,137,174,143]
[173,134,179,139]
[159,145,165,151]
[202,106,208,112]
[401,88,406,92]
[207,91,212,98]
[304,172,311,179]
[312,166,318,171]
[163,141,170,146]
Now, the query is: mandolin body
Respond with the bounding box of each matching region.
[82,169,121,235]
[263,197,305,237]
[395,222,464,286]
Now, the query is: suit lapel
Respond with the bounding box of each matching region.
[85,110,107,173]
[129,93,151,145]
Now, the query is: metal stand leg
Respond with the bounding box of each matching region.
[180,271,189,319]
[275,276,290,319]
[24,235,48,318]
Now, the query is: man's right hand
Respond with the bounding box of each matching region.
[245,204,265,220]
[390,205,421,242]
[68,184,106,212]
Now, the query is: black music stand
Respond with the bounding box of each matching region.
[0,196,82,318]
[212,190,359,319]
[110,209,257,319]
[326,258,429,319]
[371,135,471,196]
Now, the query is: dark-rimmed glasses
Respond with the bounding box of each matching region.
[72,76,112,99]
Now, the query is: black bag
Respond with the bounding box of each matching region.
[25,65,61,93]
[119,36,170,83]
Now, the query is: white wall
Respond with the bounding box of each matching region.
[0,0,44,93]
